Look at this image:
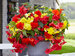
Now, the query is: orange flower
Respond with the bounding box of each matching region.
[60,9,64,14]
[52,9,64,16]
[52,10,60,16]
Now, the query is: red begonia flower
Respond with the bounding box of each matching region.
[6,31,11,37]
[57,22,63,28]
[34,32,37,36]
[34,10,41,16]
[34,17,40,23]
[12,15,19,23]
[19,5,27,16]
[52,15,60,21]
[45,49,54,54]
[54,39,62,43]
[16,22,24,30]
[52,43,62,50]
[6,26,9,29]
[20,34,23,39]
[60,40,66,46]
[40,16,49,24]
[22,38,30,45]
[7,37,16,43]
[31,22,39,29]
[44,25,49,28]
[30,38,35,46]
[49,22,56,27]
[37,36,45,41]
[40,28,44,31]
[44,32,52,39]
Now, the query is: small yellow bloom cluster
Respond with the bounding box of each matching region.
[20,16,34,30]
[41,13,48,18]
[61,20,68,29]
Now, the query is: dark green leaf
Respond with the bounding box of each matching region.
[38,21,44,28]
[16,32,20,41]
[34,29,39,34]
[30,31,35,37]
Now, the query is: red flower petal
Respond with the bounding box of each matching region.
[16,22,24,30]
[34,10,41,16]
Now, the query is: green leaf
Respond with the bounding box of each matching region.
[59,33,63,36]
[49,14,53,22]
[8,21,16,27]
[34,29,39,34]
[66,23,68,30]
[38,21,44,28]
[30,31,35,37]
[45,7,48,10]
[16,32,20,41]
[22,30,28,37]
[53,21,58,25]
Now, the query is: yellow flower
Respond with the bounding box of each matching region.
[47,27,54,35]
[44,28,47,32]
[45,38,51,41]
[9,27,14,32]
[61,20,67,29]
[34,14,38,17]
[63,14,66,16]
[49,8,52,11]
[13,32,16,36]
[15,29,19,32]
[24,23,31,30]
[41,13,48,18]
[25,13,31,18]
[20,17,27,23]
[54,31,60,34]
[27,17,34,23]
[45,36,53,41]
[68,24,70,27]
[9,37,12,39]
[56,37,61,39]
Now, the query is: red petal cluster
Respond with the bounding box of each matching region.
[49,22,63,29]
[44,25,49,28]
[35,10,41,16]
[6,31,11,37]
[8,37,16,43]
[40,16,49,24]
[44,32,52,39]
[52,15,60,21]
[16,22,24,30]
[6,26,9,29]
[12,42,26,53]
[19,5,27,16]
[22,38,39,46]
[31,22,39,29]
[45,48,54,54]
[37,36,45,41]
[12,15,19,23]
[34,17,40,23]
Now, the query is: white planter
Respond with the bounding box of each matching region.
[28,41,50,56]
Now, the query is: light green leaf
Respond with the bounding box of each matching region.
[8,21,16,27]
[22,30,28,37]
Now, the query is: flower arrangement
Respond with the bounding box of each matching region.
[6,5,70,54]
